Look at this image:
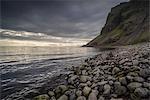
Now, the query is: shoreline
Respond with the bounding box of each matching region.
[3,42,150,100]
[33,42,150,100]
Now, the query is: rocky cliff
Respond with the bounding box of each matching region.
[86,0,150,47]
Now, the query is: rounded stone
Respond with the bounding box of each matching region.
[80,76,88,83]
[115,85,127,96]
[139,69,150,78]
[88,92,97,100]
[127,82,142,91]
[76,90,82,97]
[103,84,111,95]
[134,87,149,97]
[119,77,127,85]
[133,77,144,82]
[143,82,150,89]
[108,81,114,85]
[98,96,105,100]
[48,91,55,97]
[77,96,86,100]
[58,95,68,100]
[112,67,120,75]
[57,85,68,93]
[83,86,91,97]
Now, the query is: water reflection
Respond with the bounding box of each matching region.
[0,46,99,99]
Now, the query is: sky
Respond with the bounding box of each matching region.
[0,0,128,46]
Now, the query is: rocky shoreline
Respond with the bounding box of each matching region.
[33,42,150,100]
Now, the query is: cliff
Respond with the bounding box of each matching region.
[86,0,150,47]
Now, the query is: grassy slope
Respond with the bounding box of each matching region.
[86,1,150,47]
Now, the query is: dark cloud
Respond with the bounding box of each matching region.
[1,0,128,38]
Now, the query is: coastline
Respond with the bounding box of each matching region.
[33,42,150,100]
[4,42,150,100]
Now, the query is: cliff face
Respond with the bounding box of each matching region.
[86,0,150,47]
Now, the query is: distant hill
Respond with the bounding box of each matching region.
[86,0,150,47]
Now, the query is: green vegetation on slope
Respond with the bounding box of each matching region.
[86,0,150,47]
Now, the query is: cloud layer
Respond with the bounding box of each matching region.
[1,0,128,39]
[0,29,90,46]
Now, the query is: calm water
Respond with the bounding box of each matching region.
[0,46,99,99]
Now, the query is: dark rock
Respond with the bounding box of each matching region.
[139,69,150,78]
[134,87,149,97]
[115,85,127,96]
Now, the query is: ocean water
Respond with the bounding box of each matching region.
[0,46,99,99]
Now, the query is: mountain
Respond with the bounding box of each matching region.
[86,0,150,47]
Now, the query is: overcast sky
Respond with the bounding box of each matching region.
[1,0,128,39]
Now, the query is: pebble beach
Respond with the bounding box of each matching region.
[32,43,150,100]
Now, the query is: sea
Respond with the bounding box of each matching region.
[0,46,100,99]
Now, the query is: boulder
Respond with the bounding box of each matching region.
[115,85,127,96]
[139,69,150,78]
[77,96,86,100]
[98,96,105,100]
[103,84,111,95]
[48,91,55,97]
[83,86,91,97]
[143,82,150,89]
[134,87,149,97]
[112,67,120,75]
[55,85,68,94]
[119,77,127,85]
[58,95,68,100]
[76,90,82,97]
[133,77,144,82]
[127,82,142,91]
[80,76,89,83]
[88,92,97,100]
